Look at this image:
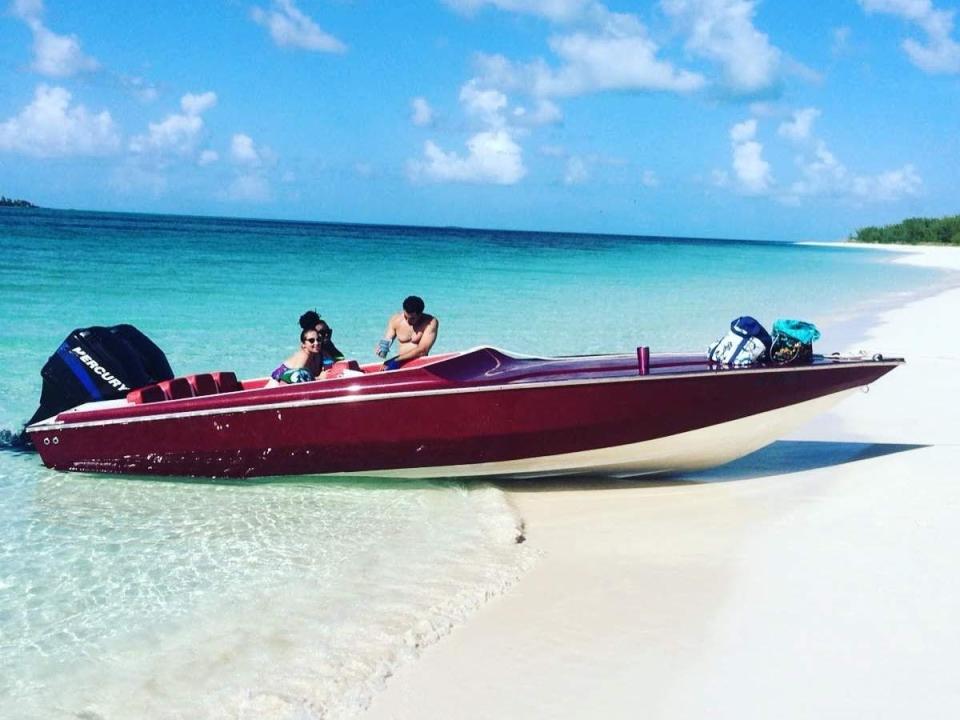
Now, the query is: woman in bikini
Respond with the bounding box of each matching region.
[271,328,326,383]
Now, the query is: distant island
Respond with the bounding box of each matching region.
[0,196,36,208]
[851,214,960,245]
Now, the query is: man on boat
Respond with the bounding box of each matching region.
[375,295,439,370]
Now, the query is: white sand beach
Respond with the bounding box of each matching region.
[365,244,960,719]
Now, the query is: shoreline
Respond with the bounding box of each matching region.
[806,241,960,356]
[364,245,960,719]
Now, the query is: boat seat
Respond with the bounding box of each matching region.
[127,372,242,403]
[158,377,193,400]
[211,371,241,393]
[127,384,167,404]
[186,373,218,396]
[325,359,363,379]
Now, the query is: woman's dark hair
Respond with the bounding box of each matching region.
[403,296,425,313]
[299,310,321,331]
[300,328,317,343]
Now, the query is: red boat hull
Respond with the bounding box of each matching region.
[28,349,901,479]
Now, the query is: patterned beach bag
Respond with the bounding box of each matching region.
[708,316,773,367]
[770,319,821,365]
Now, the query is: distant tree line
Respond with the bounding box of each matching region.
[851,215,960,245]
[0,196,36,208]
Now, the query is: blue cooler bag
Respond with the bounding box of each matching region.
[770,319,821,365]
[708,316,772,367]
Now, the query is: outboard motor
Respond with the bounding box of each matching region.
[26,324,174,428]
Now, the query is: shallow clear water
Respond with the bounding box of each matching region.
[0,208,945,718]
[0,456,527,719]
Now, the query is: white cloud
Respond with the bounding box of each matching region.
[181,91,217,116]
[230,133,260,164]
[409,76,530,185]
[512,98,563,126]
[221,134,276,200]
[472,8,705,98]
[732,142,771,192]
[411,97,434,126]
[541,30,705,96]
[129,91,217,160]
[12,1,100,78]
[460,79,509,125]
[251,0,346,53]
[788,140,847,197]
[409,130,527,184]
[720,111,916,203]
[851,165,922,201]
[786,141,921,203]
[903,25,960,72]
[768,109,923,204]
[442,0,593,22]
[641,169,659,187]
[728,118,772,193]
[858,0,960,73]
[0,84,119,157]
[729,117,757,143]
[777,107,820,142]
[456,0,800,102]
[198,149,219,166]
[229,133,276,167]
[130,114,202,157]
[28,22,100,77]
[661,0,782,95]
[12,0,44,18]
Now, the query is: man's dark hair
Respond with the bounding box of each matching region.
[403,296,425,314]
[299,310,321,331]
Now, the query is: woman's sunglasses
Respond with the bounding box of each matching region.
[304,337,321,344]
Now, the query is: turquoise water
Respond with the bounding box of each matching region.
[0,208,945,718]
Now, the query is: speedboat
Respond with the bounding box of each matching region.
[26,341,902,479]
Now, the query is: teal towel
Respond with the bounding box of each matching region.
[772,319,821,344]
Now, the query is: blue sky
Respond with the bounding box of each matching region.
[1,0,958,240]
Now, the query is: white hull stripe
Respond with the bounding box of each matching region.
[323,388,857,479]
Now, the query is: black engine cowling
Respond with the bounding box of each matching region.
[27,324,174,427]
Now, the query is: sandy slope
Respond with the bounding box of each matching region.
[363,244,960,720]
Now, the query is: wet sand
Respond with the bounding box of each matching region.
[364,244,960,719]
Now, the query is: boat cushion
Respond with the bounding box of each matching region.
[186,373,218,396]
[126,372,242,403]
[158,377,193,400]
[325,360,362,379]
[127,384,167,404]
[212,371,241,393]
